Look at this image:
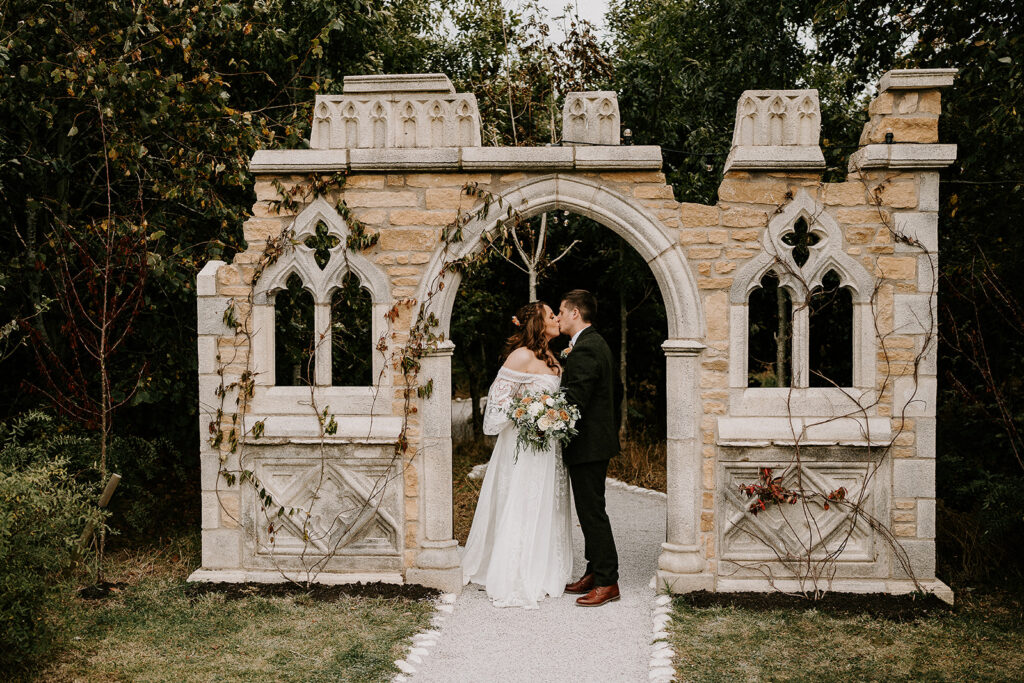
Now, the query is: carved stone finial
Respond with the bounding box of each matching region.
[562,92,620,146]
[309,73,481,149]
[724,89,825,173]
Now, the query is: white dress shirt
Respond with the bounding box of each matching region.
[569,325,591,348]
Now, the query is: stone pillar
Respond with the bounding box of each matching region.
[658,339,715,591]
[405,340,463,592]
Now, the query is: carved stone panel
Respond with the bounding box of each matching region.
[725,90,825,172]
[241,443,402,573]
[309,74,482,149]
[718,454,890,578]
[562,92,620,145]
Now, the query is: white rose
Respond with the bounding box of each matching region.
[528,402,544,417]
[552,421,565,431]
[537,416,552,431]
[545,397,555,407]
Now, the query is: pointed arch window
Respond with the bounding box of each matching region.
[252,197,391,389]
[731,190,875,391]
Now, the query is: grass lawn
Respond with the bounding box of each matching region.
[34,533,436,682]
[668,590,1024,682]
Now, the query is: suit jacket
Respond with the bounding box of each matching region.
[561,326,620,465]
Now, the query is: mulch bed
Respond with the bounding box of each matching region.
[677,590,952,622]
[183,580,440,602]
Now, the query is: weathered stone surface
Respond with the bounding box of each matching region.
[634,184,675,200]
[344,190,418,207]
[378,228,438,251]
[721,207,768,228]
[865,117,939,144]
[389,209,457,226]
[405,172,491,188]
[874,181,918,209]
[822,182,867,206]
[718,178,789,205]
[877,256,917,280]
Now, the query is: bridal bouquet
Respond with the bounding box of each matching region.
[506,390,580,453]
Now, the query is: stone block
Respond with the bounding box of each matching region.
[688,246,722,259]
[718,178,789,204]
[599,171,666,184]
[919,172,940,212]
[705,291,728,341]
[894,294,934,335]
[697,278,733,290]
[344,190,418,208]
[823,182,868,206]
[918,90,942,114]
[220,492,240,529]
[351,208,386,224]
[893,459,935,498]
[634,184,675,200]
[836,206,887,224]
[197,261,224,297]
[243,218,287,243]
[405,172,492,188]
[878,68,958,93]
[425,188,468,210]
[865,117,939,145]
[201,491,220,529]
[197,296,232,336]
[344,175,386,189]
[918,500,936,539]
[725,247,757,259]
[721,207,767,228]
[894,212,938,253]
[202,529,241,569]
[876,256,916,280]
[874,181,918,209]
[868,92,894,116]
[389,209,457,226]
[894,375,936,417]
[678,229,708,244]
[563,91,620,145]
[916,417,936,459]
[846,226,877,245]
[679,203,720,228]
[893,539,936,580]
[378,228,438,251]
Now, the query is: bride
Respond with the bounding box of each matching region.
[461,301,573,609]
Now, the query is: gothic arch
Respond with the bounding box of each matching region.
[415,174,705,341]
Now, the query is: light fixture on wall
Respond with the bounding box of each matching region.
[622,128,633,145]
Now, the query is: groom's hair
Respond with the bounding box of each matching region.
[561,289,597,323]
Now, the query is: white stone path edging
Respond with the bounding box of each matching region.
[392,592,457,682]
[394,470,672,682]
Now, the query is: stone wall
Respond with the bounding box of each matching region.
[192,71,955,601]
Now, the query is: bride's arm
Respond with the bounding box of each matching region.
[482,371,524,435]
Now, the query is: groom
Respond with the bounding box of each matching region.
[557,289,620,607]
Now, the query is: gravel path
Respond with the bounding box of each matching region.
[409,485,666,683]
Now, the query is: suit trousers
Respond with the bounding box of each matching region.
[567,459,619,586]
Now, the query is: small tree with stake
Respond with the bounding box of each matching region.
[25,107,148,581]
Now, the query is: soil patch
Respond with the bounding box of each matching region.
[183,580,440,602]
[678,590,952,622]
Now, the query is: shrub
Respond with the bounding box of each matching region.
[0,412,104,672]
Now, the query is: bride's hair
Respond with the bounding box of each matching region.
[502,301,560,373]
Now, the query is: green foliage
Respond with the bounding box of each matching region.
[0,413,105,672]
[608,0,863,202]
[814,0,1024,584]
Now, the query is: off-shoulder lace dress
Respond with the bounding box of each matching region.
[460,367,573,609]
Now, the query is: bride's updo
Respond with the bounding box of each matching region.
[502,301,560,373]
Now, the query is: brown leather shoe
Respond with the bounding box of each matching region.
[564,573,595,595]
[576,583,620,607]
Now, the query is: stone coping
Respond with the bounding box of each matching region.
[724,145,826,173]
[848,143,957,171]
[716,416,893,447]
[249,145,663,173]
[879,68,958,93]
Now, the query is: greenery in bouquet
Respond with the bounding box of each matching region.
[507,390,580,454]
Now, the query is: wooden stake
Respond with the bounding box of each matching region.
[78,473,121,550]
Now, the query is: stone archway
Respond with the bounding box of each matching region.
[409,173,711,592]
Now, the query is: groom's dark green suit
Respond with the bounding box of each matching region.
[561,326,620,587]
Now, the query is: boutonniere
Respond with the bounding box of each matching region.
[559,345,572,360]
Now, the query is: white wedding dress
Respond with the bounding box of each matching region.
[461,367,573,609]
